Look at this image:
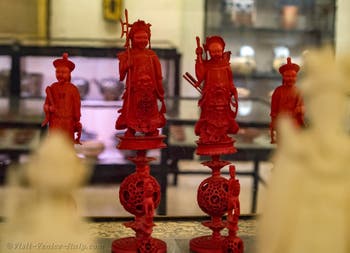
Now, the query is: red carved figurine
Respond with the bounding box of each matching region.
[270,57,304,143]
[223,165,244,253]
[184,36,241,253]
[115,11,166,137]
[192,36,239,144]
[42,53,82,144]
[112,10,166,253]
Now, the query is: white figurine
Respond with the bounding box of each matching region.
[258,48,350,253]
[0,131,98,253]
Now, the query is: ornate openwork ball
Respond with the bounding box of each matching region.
[197,176,229,217]
[119,173,160,216]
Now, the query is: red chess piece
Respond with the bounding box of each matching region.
[42,53,82,144]
[112,10,166,253]
[184,35,240,253]
[270,57,304,143]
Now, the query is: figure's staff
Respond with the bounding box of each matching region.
[119,9,132,117]
[120,9,131,48]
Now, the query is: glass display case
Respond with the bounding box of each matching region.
[205,0,335,105]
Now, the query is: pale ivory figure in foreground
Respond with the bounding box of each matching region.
[0,131,98,253]
[258,48,350,253]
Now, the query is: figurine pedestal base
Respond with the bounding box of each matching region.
[196,140,236,156]
[117,135,166,150]
[112,237,167,253]
[190,235,224,253]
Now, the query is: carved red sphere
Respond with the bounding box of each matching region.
[197,176,229,217]
[119,173,160,216]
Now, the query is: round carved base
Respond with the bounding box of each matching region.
[190,235,224,253]
[112,237,167,253]
[196,140,236,156]
[222,236,244,253]
[117,135,166,150]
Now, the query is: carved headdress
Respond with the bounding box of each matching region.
[203,35,230,61]
[128,20,152,49]
[53,53,75,72]
[279,57,300,74]
[203,36,225,52]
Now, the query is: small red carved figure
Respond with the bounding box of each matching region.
[185,36,240,253]
[270,57,304,143]
[123,176,157,252]
[223,165,244,253]
[227,165,240,235]
[143,177,155,222]
[115,11,166,137]
[189,36,239,144]
[42,53,82,144]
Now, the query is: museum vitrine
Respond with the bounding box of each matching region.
[205,0,335,102]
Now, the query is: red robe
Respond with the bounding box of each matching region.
[44,82,81,141]
[116,48,165,134]
[270,84,304,129]
[195,54,239,143]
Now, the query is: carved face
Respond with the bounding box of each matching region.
[208,42,224,60]
[55,66,71,83]
[283,70,297,86]
[132,31,149,49]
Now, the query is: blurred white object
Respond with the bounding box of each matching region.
[258,48,350,253]
[274,46,290,58]
[240,45,255,58]
[231,45,256,75]
[237,87,251,98]
[0,131,98,253]
[272,46,290,72]
[238,100,252,116]
[225,0,256,26]
[233,0,255,13]
[77,140,105,159]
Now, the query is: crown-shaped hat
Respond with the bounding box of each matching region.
[204,35,225,51]
[129,20,151,38]
[279,57,300,74]
[53,53,75,71]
